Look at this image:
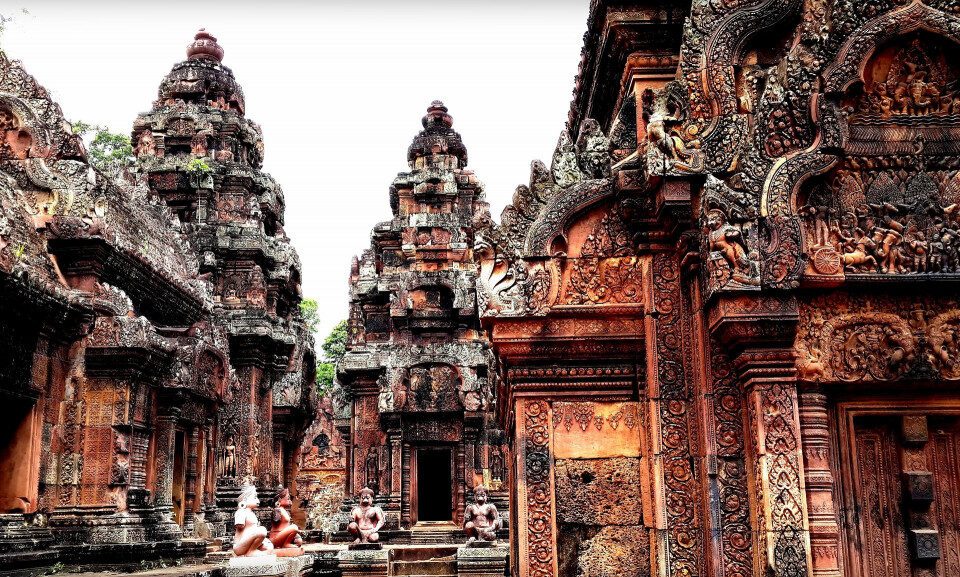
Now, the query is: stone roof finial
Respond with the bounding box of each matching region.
[187,28,224,63]
[423,100,454,129]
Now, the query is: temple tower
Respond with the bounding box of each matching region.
[132,31,316,523]
[338,102,506,541]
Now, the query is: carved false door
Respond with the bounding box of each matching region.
[843,414,960,577]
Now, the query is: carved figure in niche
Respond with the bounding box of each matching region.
[135,132,157,158]
[347,487,384,545]
[463,484,501,543]
[801,203,833,248]
[191,130,210,156]
[705,208,759,286]
[646,116,701,173]
[858,37,960,118]
[232,482,274,556]
[223,436,237,477]
[268,488,303,552]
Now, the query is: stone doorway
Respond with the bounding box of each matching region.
[415,448,452,523]
[171,430,187,525]
[0,398,39,513]
[839,410,960,576]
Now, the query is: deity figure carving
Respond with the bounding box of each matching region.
[463,484,502,543]
[232,482,274,557]
[135,131,157,158]
[268,488,303,553]
[705,208,760,286]
[858,39,960,118]
[347,487,385,545]
[647,116,702,173]
[222,436,237,477]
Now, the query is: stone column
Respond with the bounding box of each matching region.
[798,387,841,577]
[388,432,402,513]
[184,426,199,527]
[514,399,556,577]
[153,409,179,507]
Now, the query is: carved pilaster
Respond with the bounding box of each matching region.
[706,338,753,577]
[389,433,402,513]
[798,388,841,577]
[740,352,810,577]
[516,399,557,577]
[153,410,179,507]
[184,426,199,523]
[647,252,704,577]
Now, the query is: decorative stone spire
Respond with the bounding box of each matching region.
[407,100,468,169]
[149,28,245,115]
[187,28,224,63]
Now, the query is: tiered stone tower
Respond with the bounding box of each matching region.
[132,30,316,523]
[338,102,506,541]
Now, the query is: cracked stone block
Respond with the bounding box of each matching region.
[554,457,642,526]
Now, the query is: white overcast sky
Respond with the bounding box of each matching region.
[1,1,587,339]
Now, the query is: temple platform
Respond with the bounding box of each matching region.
[0,542,507,577]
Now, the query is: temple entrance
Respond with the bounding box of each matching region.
[415,448,452,522]
[0,399,39,513]
[172,430,187,525]
[840,411,960,576]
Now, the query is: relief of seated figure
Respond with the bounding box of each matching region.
[232,481,275,557]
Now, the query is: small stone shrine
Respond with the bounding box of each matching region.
[337,101,508,543]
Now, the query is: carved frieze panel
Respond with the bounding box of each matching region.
[796,292,960,381]
[401,417,463,443]
[796,33,960,283]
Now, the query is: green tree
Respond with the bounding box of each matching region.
[299,298,320,333]
[71,121,134,174]
[316,320,347,394]
[316,363,336,395]
[322,319,348,362]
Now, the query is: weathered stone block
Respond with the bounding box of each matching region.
[554,457,642,525]
[456,544,508,577]
[568,526,649,577]
[338,547,391,577]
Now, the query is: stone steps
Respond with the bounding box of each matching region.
[391,558,456,576]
